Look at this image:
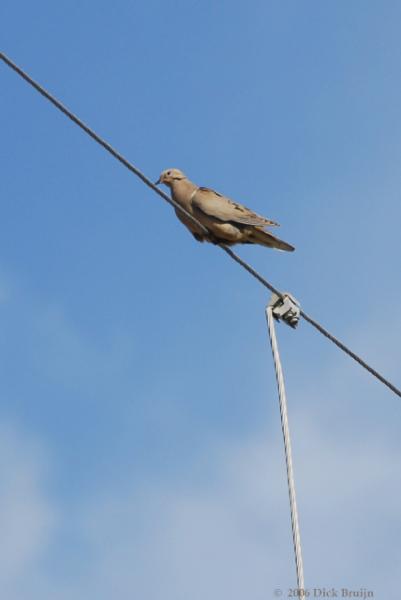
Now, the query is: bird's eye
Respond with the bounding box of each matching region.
[167,171,171,176]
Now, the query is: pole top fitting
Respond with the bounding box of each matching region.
[269,292,301,329]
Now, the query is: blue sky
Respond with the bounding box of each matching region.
[1,1,401,598]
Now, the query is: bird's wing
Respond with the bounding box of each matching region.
[192,187,279,227]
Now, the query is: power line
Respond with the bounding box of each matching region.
[1,50,400,400]
[0,53,210,239]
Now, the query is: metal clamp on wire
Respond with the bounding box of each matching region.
[269,292,301,329]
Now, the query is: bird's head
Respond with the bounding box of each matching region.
[155,168,187,187]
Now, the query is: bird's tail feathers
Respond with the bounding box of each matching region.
[250,228,295,252]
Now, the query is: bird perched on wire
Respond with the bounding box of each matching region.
[156,168,294,251]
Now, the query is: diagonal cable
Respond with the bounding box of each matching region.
[1,50,400,399]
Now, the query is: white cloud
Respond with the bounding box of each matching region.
[68,416,401,600]
[0,424,56,595]
[0,404,400,600]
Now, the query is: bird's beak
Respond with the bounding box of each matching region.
[155,176,162,185]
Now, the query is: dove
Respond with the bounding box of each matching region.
[155,168,295,251]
